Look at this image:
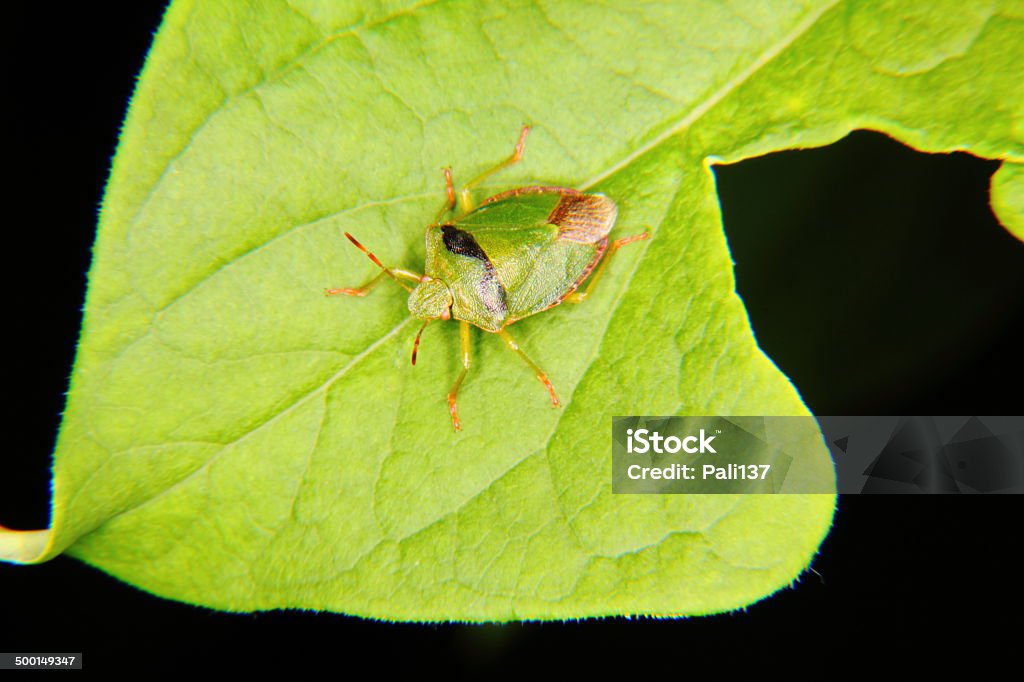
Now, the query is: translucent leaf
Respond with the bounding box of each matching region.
[3,0,1020,620]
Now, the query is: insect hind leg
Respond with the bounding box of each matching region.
[566,231,649,303]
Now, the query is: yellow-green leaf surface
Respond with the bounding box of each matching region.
[3,0,1021,619]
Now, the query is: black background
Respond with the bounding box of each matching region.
[3,3,1021,673]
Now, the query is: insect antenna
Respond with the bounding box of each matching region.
[344,232,414,293]
[411,319,431,365]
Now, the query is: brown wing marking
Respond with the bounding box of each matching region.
[547,193,617,244]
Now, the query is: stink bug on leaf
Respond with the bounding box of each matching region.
[326,126,648,431]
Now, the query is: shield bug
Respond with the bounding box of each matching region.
[326,126,648,431]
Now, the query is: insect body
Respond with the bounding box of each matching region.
[327,127,647,431]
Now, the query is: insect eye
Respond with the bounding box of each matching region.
[441,308,451,321]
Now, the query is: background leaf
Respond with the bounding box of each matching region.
[2,0,1020,619]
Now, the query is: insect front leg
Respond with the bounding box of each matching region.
[496,328,560,409]
[325,232,424,296]
[325,268,423,296]
[447,321,474,431]
[434,168,458,222]
[566,232,649,303]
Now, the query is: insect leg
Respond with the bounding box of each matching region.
[435,167,457,222]
[458,125,530,214]
[566,232,649,303]
[496,328,560,408]
[325,232,424,295]
[325,268,423,297]
[447,321,474,431]
[325,271,385,296]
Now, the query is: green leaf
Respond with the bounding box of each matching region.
[3,0,1020,619]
